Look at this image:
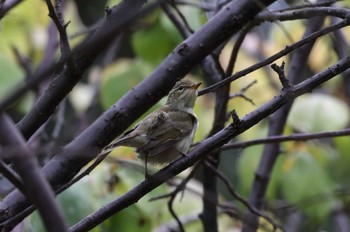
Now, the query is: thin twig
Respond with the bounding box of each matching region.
[11,46,33,78]
[204,161,284,232]
[199,12,350,95]
[56,151,111,194]
[45,0,80,74]
[222,128,350,150]
[271,62,290,89]
[229,80,257,105]
[0,159,26,195]
[150,164,200,232]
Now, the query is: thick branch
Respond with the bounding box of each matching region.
[0,114,68,232]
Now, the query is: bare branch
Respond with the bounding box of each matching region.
[199,9,350,95]
[45,0,79,73]
[0,0,24,19]
[0,160,26,195]
[223,128,350,150]
[204,161,284,231]
[229,80,257,105]
[0,114,68,232]
[271,62,291,89]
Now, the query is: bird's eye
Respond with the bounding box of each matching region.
[178,86,185,91]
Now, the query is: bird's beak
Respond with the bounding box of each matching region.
[191,82,202,90]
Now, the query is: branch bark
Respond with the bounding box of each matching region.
[0,114,68,232]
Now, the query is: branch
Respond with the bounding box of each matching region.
[222,128,350,150]
[229,80,257,106]
[149,166,200,232]
[67,54,350,232]
[271,62,290,89]
[0,0,24,19]
[0,114,68,232]
[199,8,350,95]
[45,0,79,73]
[204,161,284,231]
[0,159,26,195]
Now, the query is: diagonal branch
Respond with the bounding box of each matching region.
[0,114,68,232]
[222,128,350,150]
[199,8,350,95]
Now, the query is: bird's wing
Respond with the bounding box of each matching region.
[102,109,168,152]
[138,110,196,157]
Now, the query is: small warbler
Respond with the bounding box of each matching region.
[103,79,201,176]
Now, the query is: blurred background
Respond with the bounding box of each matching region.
[2,0,350,231]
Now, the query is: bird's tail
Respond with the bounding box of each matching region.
[101,137,132,154]
[101,143,117,154]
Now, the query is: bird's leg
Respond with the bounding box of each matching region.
[144,153,150,179]
[176,149,187,158]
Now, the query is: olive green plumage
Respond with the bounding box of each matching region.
[103,79,201,165]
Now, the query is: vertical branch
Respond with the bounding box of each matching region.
[0,113,68,232]
[242,4,327,231]
[45,0,79,73]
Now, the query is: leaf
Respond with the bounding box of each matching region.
[279,151,337,219]
[287,94,349,132]
[237,145,263,197]
[132,13,182,66]
[329,136,350,183]
[101,205,151,232]
[0,54,24,99]
[100,59,153,109]
[69,83,95,114]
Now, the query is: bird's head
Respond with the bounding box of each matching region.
[166,79,202,111]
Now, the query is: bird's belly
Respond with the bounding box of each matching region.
[138,133,194,165]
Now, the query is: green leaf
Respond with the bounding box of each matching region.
[237,145,284,200]
[101,205,151,232]
[132,14,182,66]
[329,136,350,183]
[288,94,349,132]
[0,54,24,99]
[100,59,153,109]
[279,151,337,219]
[237,145,263,197]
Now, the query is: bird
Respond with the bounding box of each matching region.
[102,79,202,177]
